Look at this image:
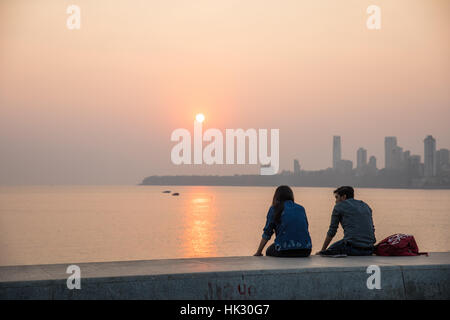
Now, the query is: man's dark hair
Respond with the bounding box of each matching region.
[334,186,354,199]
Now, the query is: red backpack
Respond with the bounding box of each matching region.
[374,233,428,256]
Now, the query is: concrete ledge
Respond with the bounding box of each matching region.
[0,253,449,299]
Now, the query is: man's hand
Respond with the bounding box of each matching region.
[318,235,333,254]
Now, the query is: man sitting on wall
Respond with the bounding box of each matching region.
[317,186,376,257]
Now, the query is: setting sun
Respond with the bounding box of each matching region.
[195,113,205,123]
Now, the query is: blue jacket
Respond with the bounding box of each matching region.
[262,200,312,251]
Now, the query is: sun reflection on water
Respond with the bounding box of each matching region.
[182,190,218,257]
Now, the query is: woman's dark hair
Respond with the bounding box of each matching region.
[333,186,354,199]
[272,185,294,224]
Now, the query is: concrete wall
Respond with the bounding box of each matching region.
[1,253,449,300]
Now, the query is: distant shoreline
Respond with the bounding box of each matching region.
[139,184,450,190]
[140,172,450,190]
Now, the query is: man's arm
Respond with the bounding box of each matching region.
[316,235,334,254]
[254,238,269,256]
[316,206,340,254]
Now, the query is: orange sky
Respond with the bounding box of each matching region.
[0,0,449,184]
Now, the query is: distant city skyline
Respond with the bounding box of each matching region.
[293,134,449,177]
[324,134,448,176]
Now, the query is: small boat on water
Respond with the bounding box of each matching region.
[172,192,180,196]
[162,190,171,193]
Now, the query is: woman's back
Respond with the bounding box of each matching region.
[263,200,312,251]
[275,200,312,250]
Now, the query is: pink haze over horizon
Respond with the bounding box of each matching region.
[0,0,449,185]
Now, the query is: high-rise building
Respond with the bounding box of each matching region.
[384,137,397,169]
[402,150,410,163]
[333,136,341,169]
[366,156,377,174]
[336,159,353,174]
[368,156,377,169]
[424,135,436,177]
[400,150,410,171]
[293,159,301,174]
[436,148,449,174]
[409,155,422,177]
[357,148,367,169]
[392,146,403,169]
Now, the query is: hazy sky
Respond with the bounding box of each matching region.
[0,0,449,185]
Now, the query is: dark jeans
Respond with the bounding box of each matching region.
[266,243,311,257]
[325,239,374,256]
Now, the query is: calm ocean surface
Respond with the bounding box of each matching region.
[0,186,449,266]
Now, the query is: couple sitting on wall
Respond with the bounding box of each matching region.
[254,185,376,258]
